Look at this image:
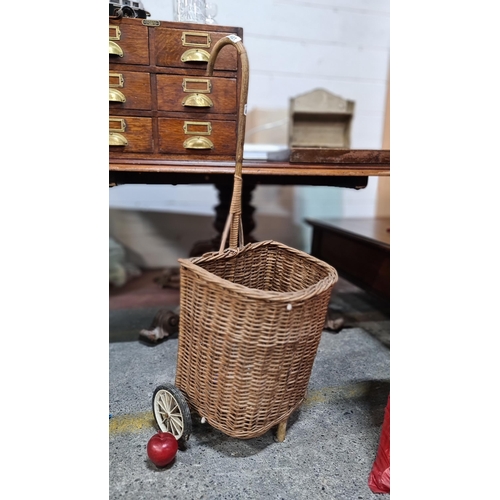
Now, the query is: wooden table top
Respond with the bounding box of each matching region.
[110,149,389,176]
[109,149,389,187]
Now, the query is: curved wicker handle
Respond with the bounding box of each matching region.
[206,36,249,251]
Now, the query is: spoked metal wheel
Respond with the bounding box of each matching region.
[152,384,192,441]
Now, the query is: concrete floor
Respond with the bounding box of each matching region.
[109,274,390,499]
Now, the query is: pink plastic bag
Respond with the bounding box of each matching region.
[368,395,390,494]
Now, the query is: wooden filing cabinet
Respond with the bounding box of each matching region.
[109,17,243,161]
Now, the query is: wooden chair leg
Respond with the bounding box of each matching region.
[276,420,287,442]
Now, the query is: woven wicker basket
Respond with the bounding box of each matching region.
[175,36,338,440]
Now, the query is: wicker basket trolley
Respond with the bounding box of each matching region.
[152,36,339,443]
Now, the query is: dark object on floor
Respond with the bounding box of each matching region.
[154,267,181,289]
[139,307,180,343]
[324,315,345,332]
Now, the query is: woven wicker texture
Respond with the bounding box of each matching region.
[176,241,338,438]
[174,36,338,439]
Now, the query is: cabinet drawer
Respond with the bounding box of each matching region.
[109,71,152,111]
[109,116,153,153]
[158,118,236,155]
[109,23,149,65]
[156,75,237,114]
[154,28,238,71]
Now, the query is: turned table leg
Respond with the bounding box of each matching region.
[189,180,257,257]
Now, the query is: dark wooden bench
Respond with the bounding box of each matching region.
[306,217,390,301]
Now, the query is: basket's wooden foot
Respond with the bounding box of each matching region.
[276,420,287,442]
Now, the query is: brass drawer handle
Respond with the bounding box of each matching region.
[183,136,214,149]
[109,88,126,102]
[182,93,213,107]
[181,48,210,63]
[109,133,128,146]
[109,41,123,57]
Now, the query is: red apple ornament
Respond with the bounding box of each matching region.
[147,432,178,467]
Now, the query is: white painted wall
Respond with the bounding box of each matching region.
[109,0,390,268]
